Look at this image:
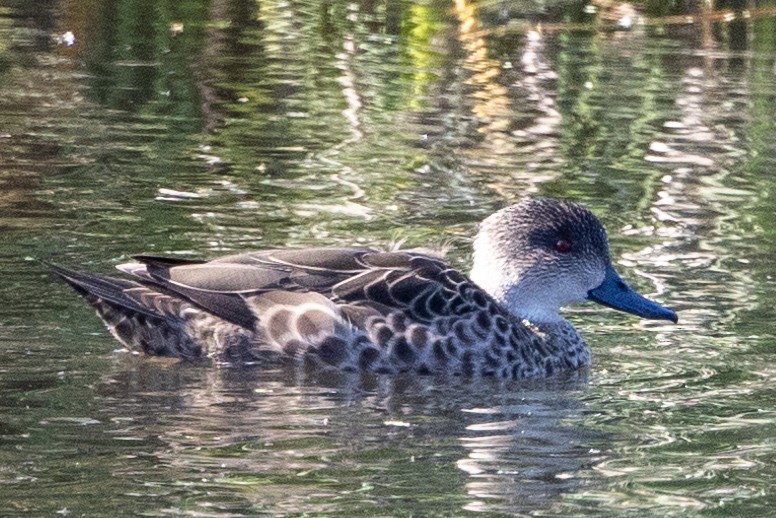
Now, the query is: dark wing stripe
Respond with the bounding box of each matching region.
[142,283,258,329]
[132,255,207,268]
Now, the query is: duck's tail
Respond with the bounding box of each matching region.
[49,264,206,359]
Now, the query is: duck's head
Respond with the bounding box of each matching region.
[470,198,677,324]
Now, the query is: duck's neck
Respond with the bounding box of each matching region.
[469,228,566,324]
[470,241,565,324]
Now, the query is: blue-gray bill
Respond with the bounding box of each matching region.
[587,265,678,323]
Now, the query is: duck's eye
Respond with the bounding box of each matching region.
[555,238,572,253]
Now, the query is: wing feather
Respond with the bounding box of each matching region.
[110,247,481,331]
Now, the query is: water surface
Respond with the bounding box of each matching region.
[1,0,776,515]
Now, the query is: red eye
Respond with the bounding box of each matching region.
[555,239,572,253]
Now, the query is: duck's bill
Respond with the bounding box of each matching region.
[587,265,678,323]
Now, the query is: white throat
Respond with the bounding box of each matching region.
[470,236,566,324]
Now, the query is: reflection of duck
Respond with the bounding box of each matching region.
[51,198,676,379]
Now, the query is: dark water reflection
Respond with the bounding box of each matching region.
[2,0,776,515]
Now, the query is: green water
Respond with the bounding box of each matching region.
[1,0,776,515]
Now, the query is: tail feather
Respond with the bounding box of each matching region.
[49,263,160,319]
[49,263,205,358]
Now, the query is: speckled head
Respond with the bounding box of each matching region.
[470,198,677,324]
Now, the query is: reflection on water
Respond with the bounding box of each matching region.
[1,0,776,515]
[71,363,599,515]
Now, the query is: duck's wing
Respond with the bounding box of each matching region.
[123,247,475,329]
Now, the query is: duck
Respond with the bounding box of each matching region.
[50,198,677,379]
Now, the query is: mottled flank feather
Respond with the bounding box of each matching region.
[51,198,676,379]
